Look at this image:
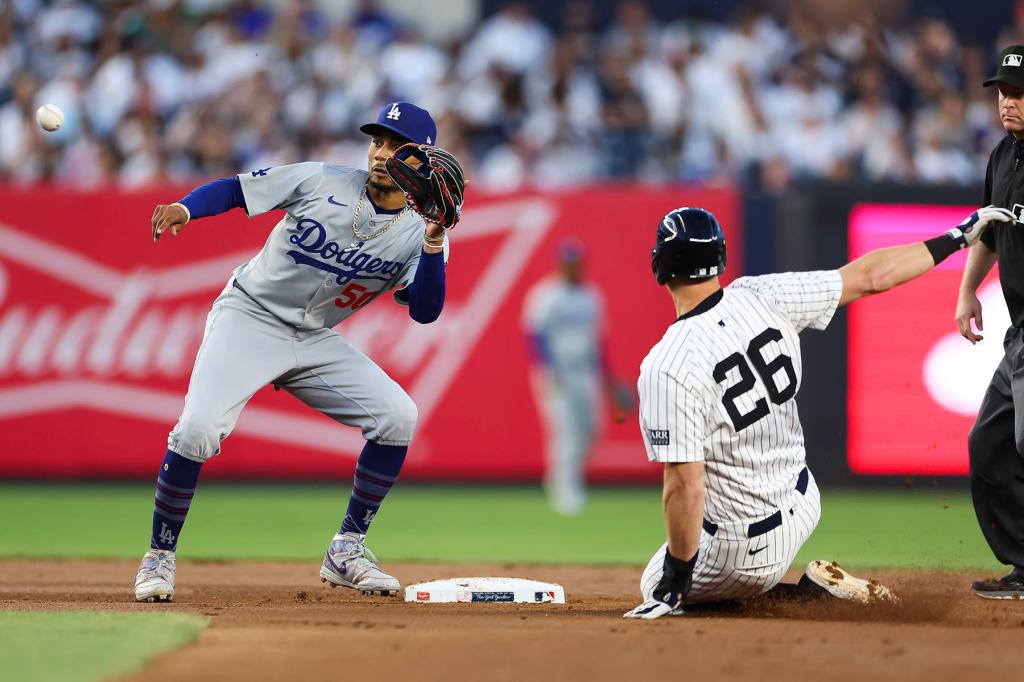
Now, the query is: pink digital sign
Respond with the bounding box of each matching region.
[847,203,1004,475]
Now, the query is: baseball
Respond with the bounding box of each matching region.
[35,104,63,132]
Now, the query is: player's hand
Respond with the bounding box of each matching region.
[624,549,695,620]
[607,379,635,424]
[956,205,1017,247]
[151,203,189,243]
[955,291,984,344]
[424,220,445,240]
[623,592,685,619]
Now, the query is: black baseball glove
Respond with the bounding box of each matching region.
[385,143,466,229]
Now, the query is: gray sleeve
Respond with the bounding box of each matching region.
[237,162,325,217]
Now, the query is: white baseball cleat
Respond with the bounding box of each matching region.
[804,560,900,604]
[319,532,400,596]
[134,549,176,603]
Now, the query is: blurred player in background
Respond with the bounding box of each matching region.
[522,239,633,514]
[626,204,1015,619]
[956,45,1024,599]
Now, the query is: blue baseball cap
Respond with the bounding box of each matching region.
[557,236,586,263]
[360,101,437,145]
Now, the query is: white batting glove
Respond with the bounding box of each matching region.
[623,592,685,619]
[953,205,1017,247]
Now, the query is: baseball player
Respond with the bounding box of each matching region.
[133,101,466,602]
[625,205,1016,619]
[956,45,1024,599]
[522,239,633,514]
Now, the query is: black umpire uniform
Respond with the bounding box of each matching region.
[968,46,1024,590]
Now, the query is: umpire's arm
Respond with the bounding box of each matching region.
[956,242,998,344]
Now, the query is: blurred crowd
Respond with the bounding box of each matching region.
[1,0,1022,191]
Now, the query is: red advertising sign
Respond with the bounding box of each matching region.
[0,184,740,480]
[847,204,1002,475]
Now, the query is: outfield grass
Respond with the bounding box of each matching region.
[0,611,206,682]
[0,484,1002,570]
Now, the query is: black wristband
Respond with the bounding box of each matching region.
[653,548,698,602]
[924,231,964,265]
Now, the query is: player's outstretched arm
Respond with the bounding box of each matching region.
[838,206,1015,307]
[955,242,998,344]
[151,177,248,243]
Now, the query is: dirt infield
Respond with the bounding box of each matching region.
[2,559,1023,682]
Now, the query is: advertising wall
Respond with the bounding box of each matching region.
[847,203,1001,475]
[0,185,740,480]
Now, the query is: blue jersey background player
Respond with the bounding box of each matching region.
[522,239,631,514]
[134,102,459,602]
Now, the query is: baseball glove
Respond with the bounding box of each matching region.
[385,143,466,229]
[608,379,636,424]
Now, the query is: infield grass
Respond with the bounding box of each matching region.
[0,484,1002,570]
[0,611,206,682]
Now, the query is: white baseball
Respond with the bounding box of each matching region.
[36,104,64,132]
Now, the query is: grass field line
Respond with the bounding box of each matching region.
[0,484,1003,570]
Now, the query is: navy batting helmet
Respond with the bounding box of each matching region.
[651,207,727,285]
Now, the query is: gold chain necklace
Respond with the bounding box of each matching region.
[352,185,409,241]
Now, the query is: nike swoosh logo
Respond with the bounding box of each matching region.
[748,546,768,556]
[327,195,347,207]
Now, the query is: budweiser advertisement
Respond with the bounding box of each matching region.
[0,185,740,480]
[847,203,1002,475]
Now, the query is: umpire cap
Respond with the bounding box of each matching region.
[651,207,726,285]
[984,45,1024,89]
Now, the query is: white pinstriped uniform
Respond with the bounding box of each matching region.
[637,270,843,604]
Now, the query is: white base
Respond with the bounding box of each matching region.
[404,577,566,604]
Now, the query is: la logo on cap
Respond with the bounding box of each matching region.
[386,103,401,120]
[1004,54,1023,67]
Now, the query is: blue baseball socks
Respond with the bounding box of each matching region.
[340,442,407,535]
[150,450,202,551]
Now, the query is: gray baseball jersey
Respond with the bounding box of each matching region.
[521,278,605,375]
[167,162,449,461]
[234,162,448,329]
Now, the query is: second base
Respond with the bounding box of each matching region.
[404,577,566,604]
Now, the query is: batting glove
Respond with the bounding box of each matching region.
[623,591,685,619]
[623,549,697,620]
[952,205,1017,248]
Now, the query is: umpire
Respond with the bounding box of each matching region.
[957,45,1024,599]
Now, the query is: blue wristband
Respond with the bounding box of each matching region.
[178,177,247,220]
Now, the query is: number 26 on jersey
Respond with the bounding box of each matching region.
[713,328,796,432]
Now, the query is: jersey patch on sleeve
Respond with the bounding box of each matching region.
[647,429,670,446]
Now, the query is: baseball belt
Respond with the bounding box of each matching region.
[702,467,809,539]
